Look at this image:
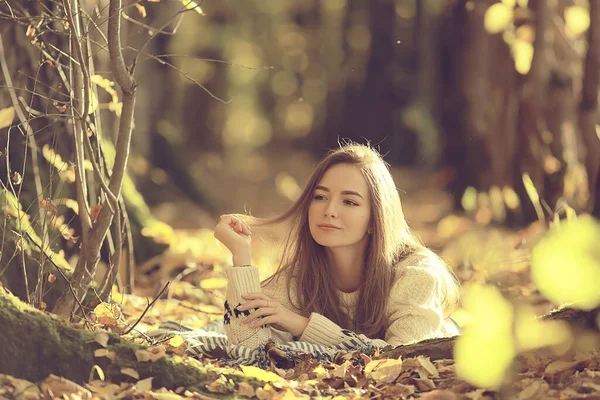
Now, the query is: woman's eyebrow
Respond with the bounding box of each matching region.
[315,185,364,199]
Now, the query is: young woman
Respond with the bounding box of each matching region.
[213,143,461,351]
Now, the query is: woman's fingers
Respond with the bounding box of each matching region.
[237,298,273,311]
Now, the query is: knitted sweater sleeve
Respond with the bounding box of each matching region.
[222,266,293,348]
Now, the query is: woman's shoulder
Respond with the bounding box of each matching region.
[389,250,444,306]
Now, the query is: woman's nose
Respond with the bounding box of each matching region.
[324,201,338,217]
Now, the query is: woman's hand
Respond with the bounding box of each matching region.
[238,293,309,338]
[214,214,252,266]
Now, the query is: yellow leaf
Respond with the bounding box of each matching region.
[565,6,590,37]
[531,216,600,310]
[199,277,227,290]
[181,0,205,15]
[484,3,514,34]
[240,365,286,384]
[312,364,329,379]
[168,335,185,348]
[90,365,105,381]
[93,302,121,325]
[365,358,403,383]
[461,186,477,212]
[121,367,140,380]
[514,304,572,352]
[0,107,15,129]
[454,284,515,389]
[111,284,123,304]
[522,173,545,222]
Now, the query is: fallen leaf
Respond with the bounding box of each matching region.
[365,358,403,383]
[134,377,153,394]
[135,3,147,17]
[47,274,56,284]
[544,360,582,374]
[90,204,103,223]
[135,349,154,362]
[240,365,286,384]
[418,356,440,378]
[90,365,105,381]
[168,335,185,348]
[0,107,15,129]
[94,349,116,360]
[11,171,22,185]
[150,390,184,399]
[121,367,140,380]
[237,382,255,397]
[95,332,109,348]
[93,302,121,325]
[41,374,91,399]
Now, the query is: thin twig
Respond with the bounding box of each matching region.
[24,231,92,329]
[123,281,170,335]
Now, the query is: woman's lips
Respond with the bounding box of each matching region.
[318,225,340,231]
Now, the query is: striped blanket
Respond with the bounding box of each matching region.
[146,320,384,369]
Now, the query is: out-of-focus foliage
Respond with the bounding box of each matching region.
[531,216,600,310]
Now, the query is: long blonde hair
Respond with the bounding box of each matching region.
[257,143,459,338]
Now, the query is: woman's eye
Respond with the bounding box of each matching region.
[313,194,325,200]
[344,200,358,206]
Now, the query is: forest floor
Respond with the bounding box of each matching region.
[2,150,599,399]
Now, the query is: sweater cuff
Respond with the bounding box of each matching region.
[223,265,262,305]
[299,312,348,347]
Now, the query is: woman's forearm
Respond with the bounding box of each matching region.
[232,248,251,266]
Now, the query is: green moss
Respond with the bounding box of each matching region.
[0,289,258,398]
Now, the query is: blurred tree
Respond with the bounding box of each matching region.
[440,0,599,223]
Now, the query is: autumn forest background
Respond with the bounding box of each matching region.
[0,0,599,398]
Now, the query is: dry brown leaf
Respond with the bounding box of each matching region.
[90,204,102,223]
[94,348,116,360]
[134,377,153,394]
[544,360,581,374]
[149,390,184,399]
[365,358,403,383]
[415,377,436,391]
[420,389,459,400]
[86,381,122,397]
[41,374,91,399]
[95,332,110,348]
[121,367,140,380]
[332,361,348,379]
[237,382,255,398]
[135,349,154,362]
[418,356,440,378]
[515,379,548,400]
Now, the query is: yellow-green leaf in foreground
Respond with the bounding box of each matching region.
[181,0,205,15]
[484,3,514,34]
[0,107,15,129]
[454,284,515,389]
[239,365,286,384]
[531,215,600,310]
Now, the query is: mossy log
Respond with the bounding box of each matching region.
[0,288,255,397]
[381,306,600,361]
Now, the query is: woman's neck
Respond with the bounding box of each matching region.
[325,241,368,293]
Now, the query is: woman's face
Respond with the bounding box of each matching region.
[308,163,372,250]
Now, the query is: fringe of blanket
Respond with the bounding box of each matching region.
[146,320,383,369]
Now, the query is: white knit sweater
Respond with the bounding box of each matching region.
[223,254,458,349]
